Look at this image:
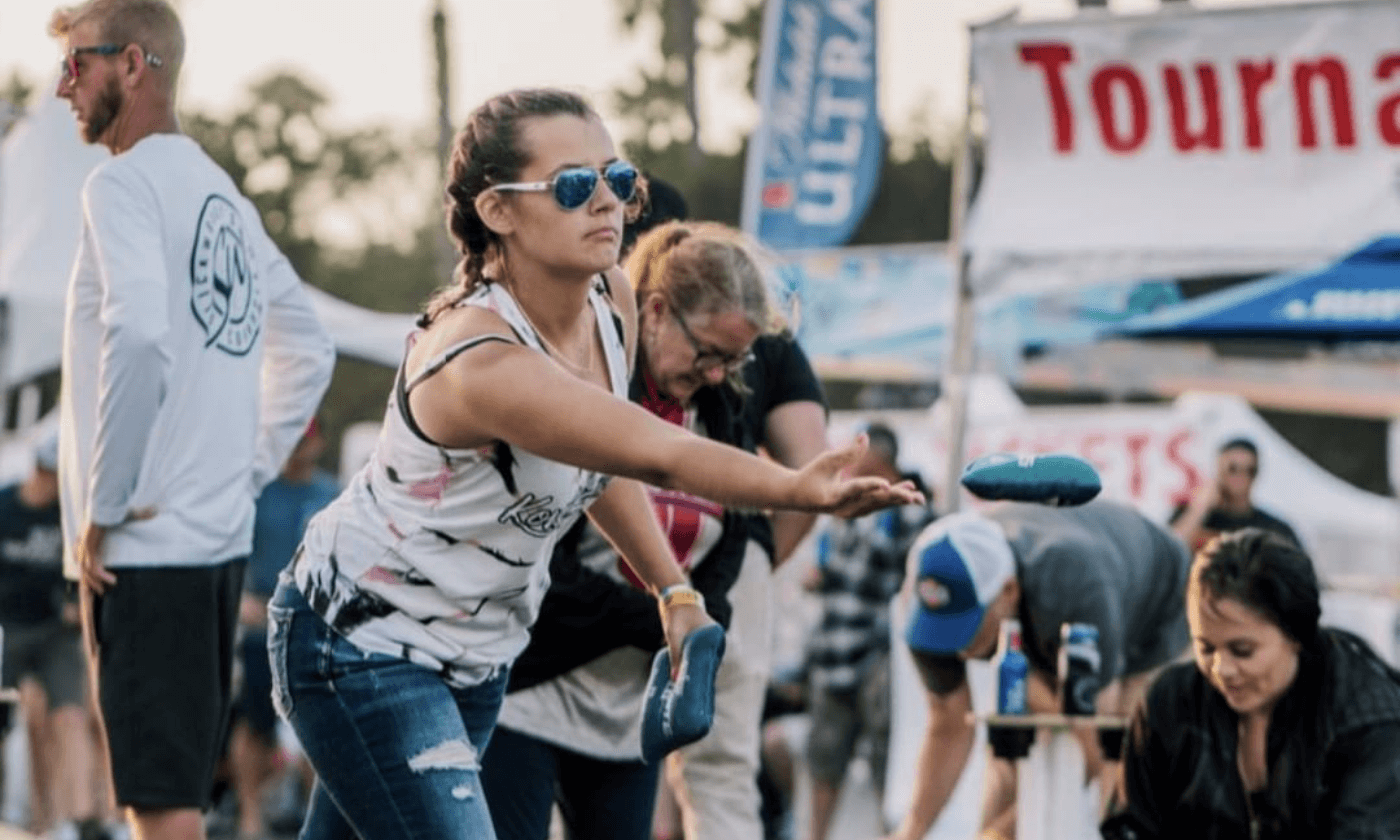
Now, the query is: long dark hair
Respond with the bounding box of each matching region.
[1192,528,1326,827]
[1192,529,1321,650]
[422,89,595,325]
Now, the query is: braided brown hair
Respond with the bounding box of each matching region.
[423,88,595,325]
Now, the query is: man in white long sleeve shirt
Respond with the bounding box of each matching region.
[50,3,335,840]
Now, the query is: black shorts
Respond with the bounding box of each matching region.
[89,559,246,810]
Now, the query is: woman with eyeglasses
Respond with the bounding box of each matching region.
[266,88,921,840]
[1101,529,1400,840]
[479,220,794,840]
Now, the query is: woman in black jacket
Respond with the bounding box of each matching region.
[1102,528,1400,839]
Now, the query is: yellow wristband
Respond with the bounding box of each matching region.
[659,584,704,612]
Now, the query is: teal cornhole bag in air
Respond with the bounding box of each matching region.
[960,453,1102,507]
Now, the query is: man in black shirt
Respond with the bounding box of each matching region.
[1170,437,1299,554]
[0,433,105,840]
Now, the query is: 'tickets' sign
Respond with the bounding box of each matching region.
[963,0,1400,297]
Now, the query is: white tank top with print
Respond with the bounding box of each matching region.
[290,279,630,687]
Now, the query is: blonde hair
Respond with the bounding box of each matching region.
[625,221,783,335]
[50,0,184,83]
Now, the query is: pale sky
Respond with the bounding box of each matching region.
[0,0,1309,152]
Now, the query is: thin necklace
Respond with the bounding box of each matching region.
[1237,726,1262,840]
[519,302,596,378]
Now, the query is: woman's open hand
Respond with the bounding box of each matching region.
[793,434,926,517]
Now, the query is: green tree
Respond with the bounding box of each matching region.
[184,72,416,285]
[609,0,761,223]
[849,132,953,245]
[716,0,763,99]
[184,72,445,468]
[0,71,34,138]
[611,0,953,247]
[612,0,764,158]
[614,0,701,158]
[0,71,33,113]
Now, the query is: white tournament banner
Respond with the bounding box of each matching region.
[963,0,1400,297]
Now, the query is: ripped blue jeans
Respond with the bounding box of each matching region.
[268,581,507,840]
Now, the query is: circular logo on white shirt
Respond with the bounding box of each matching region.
[190,194,262,356]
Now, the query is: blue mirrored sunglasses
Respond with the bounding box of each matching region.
[490,160,638,210]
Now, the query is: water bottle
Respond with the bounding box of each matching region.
[989,618,1033,759]
[1058,622,1101,716]
[995,619,1029,715]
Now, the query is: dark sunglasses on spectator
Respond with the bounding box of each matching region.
[62,43,162,82]
[490,160,638,210]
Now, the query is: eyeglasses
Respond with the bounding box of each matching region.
[670,307,754,375]
[490,160,638,211]
[62,43,163,82]
[1223,463,1258,478]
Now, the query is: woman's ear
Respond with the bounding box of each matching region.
[475,190,514,238]
[639,292,667,341]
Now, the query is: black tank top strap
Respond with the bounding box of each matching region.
[592,273,627,351]
[394,333,514,448]
[403,333,515,394]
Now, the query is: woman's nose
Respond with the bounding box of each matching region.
[1212,653,1236,679]
[589,179,620,213]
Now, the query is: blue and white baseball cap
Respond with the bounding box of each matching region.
[905,512,1016,655]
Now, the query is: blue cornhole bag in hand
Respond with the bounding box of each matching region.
[640,623,726,764]
[961,453,1102,507]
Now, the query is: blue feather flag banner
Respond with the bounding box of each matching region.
[741,0,882,250]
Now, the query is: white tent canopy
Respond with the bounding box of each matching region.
[0,91,108,385]
[0,90,416,387]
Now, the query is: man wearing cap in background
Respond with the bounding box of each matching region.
[0,433,107,840]
[883,500,1191,840]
